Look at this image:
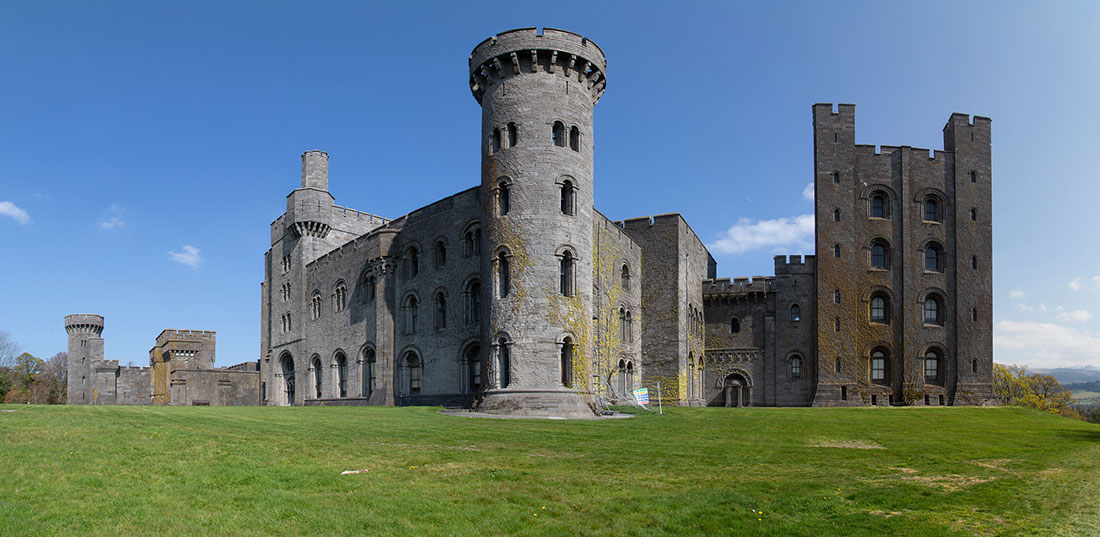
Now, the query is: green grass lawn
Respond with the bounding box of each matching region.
[1070,390,1100,406]
[1,405,1098,537]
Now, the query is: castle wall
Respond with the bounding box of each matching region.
[593,212,643,401]
[810,104,992,406]
[168,369,260,406]
[702,277,770,407]
[621,214,710,405]
[771,256,816,406]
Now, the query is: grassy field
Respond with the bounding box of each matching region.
[1070,389,1100,406]
[1,405,1098,537]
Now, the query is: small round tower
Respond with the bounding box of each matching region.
[469,28,607,416]
[65,313,104,405]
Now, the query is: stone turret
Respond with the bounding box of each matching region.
[470,28,606,416]
[65,313,104,405]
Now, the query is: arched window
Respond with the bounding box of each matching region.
[790,304,800,322]
[870,293,889,323]
[434,240,446,269]
[552,121,565,147]
[362,348,376,397]
[620,264,630,290]
[334,281,347,313]
[405,247,419,278]
[560,179,576,215]
[924,295,943,325]
[560,337,574,387]
[497,251,510,298]
[924,349,941,383]
[870,349,887,383]
[363,274,376,303]
[569,126,580,151]
[464,344,481,393]
[617,359,627,395]
[626,362,635,393]
[497,180,510,216]
[970,171,977,183]
[833,171,840,184]
[730,317,740,334]
[404,295,419,334]
[833,209,840,222]
[497,338,510,389]
[871,194,887,218]
[434,291,447,330]
[407,353,421,393]
[924,198,941,222]
[462,226,481,258]
[335,352,347,398]
[625,310,633,344]
[790,355,802,379]
[925,243,943,272]
[559,250,575,296]
[465,279,481,323]
[310,291,322,320]
[619,307,627,340]
[280,353,295,405]
[506,122,517,147]
[871,240,890,269]
[311,355,323,398]
[492,128,501,153]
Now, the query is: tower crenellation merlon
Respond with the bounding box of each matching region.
[469,27,607,105]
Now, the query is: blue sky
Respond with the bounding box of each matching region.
[2,1,1098,370]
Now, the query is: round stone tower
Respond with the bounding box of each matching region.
[469,28,607,416]
[65,313,104,405]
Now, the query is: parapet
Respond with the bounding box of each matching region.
[702,276,775,296]
[155,329,216,347]
[65,314,104,336]
[774,254,816,274]
[469,27,606,105]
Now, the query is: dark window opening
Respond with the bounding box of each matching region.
[871,242,889,269]
[492,128,501,153]
[497,252,510,298]
[506,122,517,147]
[552,121,565,147]
[730,317,740,334]
[560,180,576,215]
[569,126,580,151]
[498,182,510,216]
[559,251,575,296]
[871,194,887,218]
[790,356,802,379]
[790,304,801,322]
[560,337,574,387]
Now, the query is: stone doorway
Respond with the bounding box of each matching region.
[722,373,751,407]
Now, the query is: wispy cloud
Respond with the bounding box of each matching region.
[1009,287,1025,300]
[709,214,814,255]
[1015,304,1034,312]
[996,320,1100,369]
[1056,310,1093,323]
[802,182,814,201]
[1069,277,1083,291]
[168,245,204,268]
[0,201,32,225]
[98,203,126,230]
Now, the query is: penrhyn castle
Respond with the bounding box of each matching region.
[255,28,995,416]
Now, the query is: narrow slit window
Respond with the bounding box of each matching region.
[506,122,517,147]
[569,126,580,151]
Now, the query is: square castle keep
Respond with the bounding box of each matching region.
[66,28,994,414]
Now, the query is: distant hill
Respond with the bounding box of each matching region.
[1034,366,1100,384]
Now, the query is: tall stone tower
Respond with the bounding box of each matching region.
[65,313,104,405]
[469,28,607,416]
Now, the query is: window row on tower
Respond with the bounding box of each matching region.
[487,121,583,154]
[495,175,578,217]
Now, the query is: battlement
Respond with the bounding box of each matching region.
[702,276,775,296]
[65,313,104,335]
[619,213,683,230]
[813,103,855,119]
[155,329,216,346]
[469,27,606,105]
[774,254,816,274]
[853,144,946,161]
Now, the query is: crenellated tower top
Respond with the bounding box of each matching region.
[65,314,104,336]
[469,27,607,105]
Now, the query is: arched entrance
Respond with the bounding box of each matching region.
[722,372,751,407]
[279,353,295,406]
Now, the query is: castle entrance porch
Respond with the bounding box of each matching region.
[722,373,751,407]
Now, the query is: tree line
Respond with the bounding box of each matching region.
[994,363,1100,424]
[0,330,66,404]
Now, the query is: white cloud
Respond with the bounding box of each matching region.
[168,245,204,268]
[0,201,31,225]
[995,320,1100,369]
[98,203,126,230]
[1069,277,1083,291]
[1094,276,1100,289]
[1056,310,1093,323]
[1040,303,1048,312]
[1015,304,1034,312]
[99,216,125,230]
[709,214,814,255]
[802,182,814,201]
[1009,287,1025,300]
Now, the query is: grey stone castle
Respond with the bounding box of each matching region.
[257,28,994,415]
[64,314,259,406]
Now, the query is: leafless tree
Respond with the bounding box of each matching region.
[0,330,19,369]
[42,352,67,404]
